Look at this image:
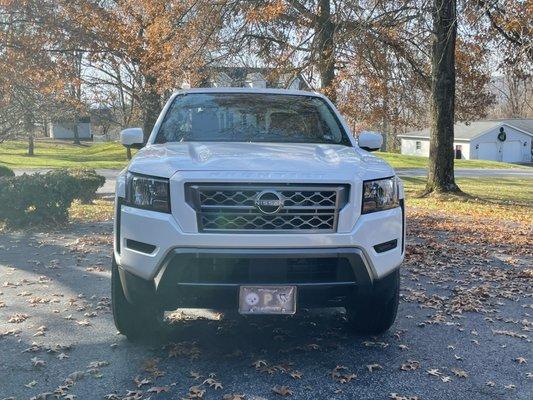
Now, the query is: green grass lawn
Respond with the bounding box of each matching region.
[0,140,132,169]
[0,139,529,170]
[402,176,533,223]
[403,176,533,205]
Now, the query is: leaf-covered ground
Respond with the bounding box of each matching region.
[1,205,531,400]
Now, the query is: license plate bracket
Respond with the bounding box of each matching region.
[239,286,297,315]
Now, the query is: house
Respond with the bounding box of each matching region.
[197,67,311,90]
[49,117,92,140]
[399,119,533,163]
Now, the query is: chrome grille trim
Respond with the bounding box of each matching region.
[186,184,349,233]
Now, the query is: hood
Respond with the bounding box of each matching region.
[128,142,394,180]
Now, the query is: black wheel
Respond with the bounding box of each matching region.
[112,257,164,341]
[346,269,400,335]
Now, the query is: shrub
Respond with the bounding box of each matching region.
[0,169,105,227]
[0,165,14,177]
[67,168,106,204]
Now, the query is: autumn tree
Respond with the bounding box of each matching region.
[467,0,532,118]
[423,0,531,193]
[471,0,532,65]
[0,0,73,153]
[491,67,533,118]
[239,1,424,103]
[60,0,233,142]
[237,1,494,152]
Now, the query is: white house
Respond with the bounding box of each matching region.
[399,119,533,163]
[49,118,92,140]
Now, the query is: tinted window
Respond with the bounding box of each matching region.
[155,93,351,145]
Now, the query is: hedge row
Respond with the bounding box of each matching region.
[0,165,14,177]
[0,169,105,227]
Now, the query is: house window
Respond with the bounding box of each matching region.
[415,141,421,150]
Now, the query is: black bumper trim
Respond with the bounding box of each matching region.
[154,247,374,287]
[176,281,357,289]
[119,247,376,309]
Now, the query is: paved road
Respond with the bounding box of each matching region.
[1,214,531,400]
[12,168,533,196]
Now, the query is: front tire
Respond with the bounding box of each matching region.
[346,269,400,335]
[111,257,164,341]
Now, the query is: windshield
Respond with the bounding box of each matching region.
[154,93,351,145]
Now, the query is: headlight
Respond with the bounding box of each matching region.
[362,177,399,214]
[125,172,170,213]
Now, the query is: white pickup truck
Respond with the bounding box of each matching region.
[112,88,405,340]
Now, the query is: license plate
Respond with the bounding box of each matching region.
[239,286,297,315]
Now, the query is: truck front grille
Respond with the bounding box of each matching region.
[186,184,349,233]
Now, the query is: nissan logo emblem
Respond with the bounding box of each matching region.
[255,190,284,214]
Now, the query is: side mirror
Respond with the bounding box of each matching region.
[358,131,383,152]
[120,128,144,149]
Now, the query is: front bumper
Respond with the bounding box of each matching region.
[114,200,405,310]
[118,247,387,309]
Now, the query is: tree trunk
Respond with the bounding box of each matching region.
[316,0,336,102]
[381,94,389,151]
[73,119,81,145]
[425,0,460,194]
[25,115,34,156]
[142,75,161,143]
[28,134,34,156]
[126,146,132,160]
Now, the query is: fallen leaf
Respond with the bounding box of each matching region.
[189,371,202,380]
[331,365,356,383]
[147,386,169,394]
[134,376,152,388]
[366,363,383,372]
[188,385,206,398]
[390,394,420,400]
[223,395,245,400]
[289,370,302,379]
[451,368,468,378]
[8,313,29,323]
[31,357,46,368]
[272,385,293,397]
[427,368,441,377]
[203,377,223,390]
[400,360,420,371]
[66,371,85,383]
[252,359,267,369]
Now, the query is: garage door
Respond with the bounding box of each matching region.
[477,143,497,160]
[502,141,522,162]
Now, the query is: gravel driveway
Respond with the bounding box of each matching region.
[1,211,531,400]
